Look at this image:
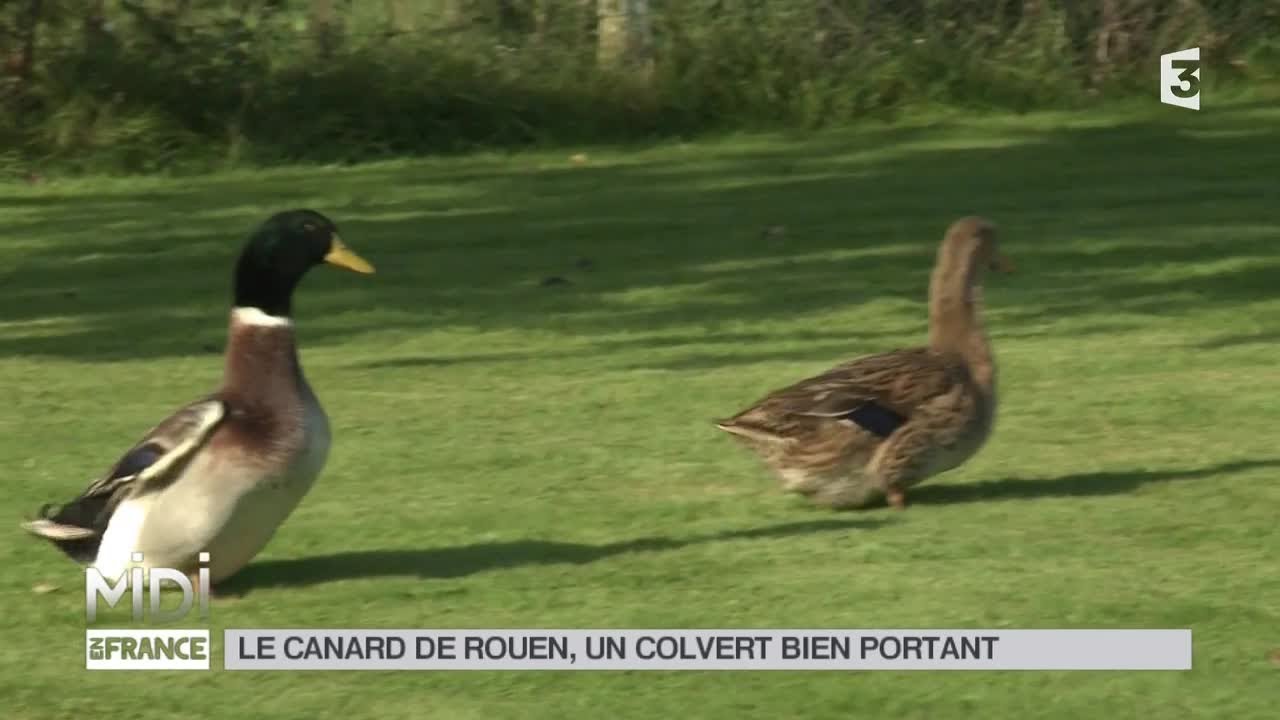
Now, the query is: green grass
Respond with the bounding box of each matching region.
[3,99,1279,717]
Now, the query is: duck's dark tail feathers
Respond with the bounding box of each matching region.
[21,502,102,564]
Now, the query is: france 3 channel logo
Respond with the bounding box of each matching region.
[1160,47,1201,111]
[84,553,211,671]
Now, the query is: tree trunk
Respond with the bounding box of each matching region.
[17,0,41,86]
[532,0,550,43]
[596,0,652,72]
[1093,0,1120,84]
[310,0,340,56]
[386,0,413,34]
[81,0,110,67]
[439,0,464,26]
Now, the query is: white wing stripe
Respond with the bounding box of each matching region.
[135,401,226,491]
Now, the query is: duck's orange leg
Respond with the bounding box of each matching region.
[886,486,907,510]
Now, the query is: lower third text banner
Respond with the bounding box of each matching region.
[223,629,1191,670]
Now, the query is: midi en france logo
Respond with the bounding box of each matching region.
[80,552,1191,671]
[84,552,211,671]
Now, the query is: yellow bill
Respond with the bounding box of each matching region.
[324,235,376,274]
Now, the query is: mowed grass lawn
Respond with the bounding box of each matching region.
[2,99,1278,718]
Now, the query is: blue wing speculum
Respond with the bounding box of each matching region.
[843,402,907,438]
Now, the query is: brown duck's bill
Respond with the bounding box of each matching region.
[324,235,376,274]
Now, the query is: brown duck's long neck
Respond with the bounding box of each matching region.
[927,264,996,392]
[221,307,306,398]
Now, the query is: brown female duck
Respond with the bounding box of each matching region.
[716,216,1013,510]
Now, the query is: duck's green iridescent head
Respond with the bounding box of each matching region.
[233,209,374,316]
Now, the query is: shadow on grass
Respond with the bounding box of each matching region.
[221,517,888,595]
[351,328,913,372]
[2,103,1278,363]
[911,459,1280,506]
[1192,330,1280,350]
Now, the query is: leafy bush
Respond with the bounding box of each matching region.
[0,0,1273,175]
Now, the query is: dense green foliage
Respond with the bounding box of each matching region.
[0,0,1275,174]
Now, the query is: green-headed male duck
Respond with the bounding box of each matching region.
[22,209,374,590]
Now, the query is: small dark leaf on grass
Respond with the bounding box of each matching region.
[541,276,571,287]
[62,291,77,299]
[574,257,595,271]
[201,343,220,354]
[760,225,787,241]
